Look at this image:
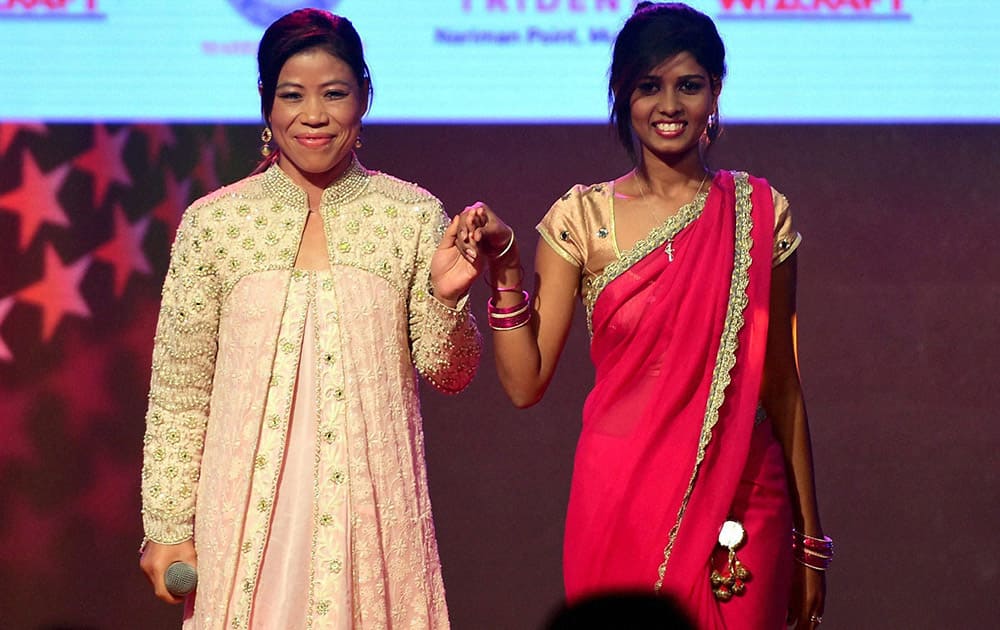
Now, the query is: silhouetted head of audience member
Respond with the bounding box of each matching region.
[544,590,696,630]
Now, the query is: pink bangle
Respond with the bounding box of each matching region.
[792,531,834,550]
[792,543,833,560]
[489,311,531,330]
[487,290,529,315]
[487,289,531,330]
[792,529,834,570]
[489,305,529,319]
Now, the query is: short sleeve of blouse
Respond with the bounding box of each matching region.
[536,185,587,269]
[772,187,802,266]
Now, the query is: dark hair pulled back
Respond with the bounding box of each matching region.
[609,2,726,162]
[254,9,372,171]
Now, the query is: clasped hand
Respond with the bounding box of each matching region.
[430,202,512,305]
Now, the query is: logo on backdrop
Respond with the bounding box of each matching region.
[0,0,105,20]
[715,0,909,20]
[448,0,634,46]
[459,0,637,12]
[227,0,342,27]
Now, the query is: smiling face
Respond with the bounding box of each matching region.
[628,51,720,167]
[268,47,366,190]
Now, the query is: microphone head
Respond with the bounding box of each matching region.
[165,561,198,597]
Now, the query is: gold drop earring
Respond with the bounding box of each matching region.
[260,126,273,157]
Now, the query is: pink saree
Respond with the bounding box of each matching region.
[562,171,792,628]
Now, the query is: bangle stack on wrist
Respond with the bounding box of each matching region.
[487,288,531,331]
[792,529,834,571]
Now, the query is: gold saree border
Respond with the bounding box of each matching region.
[653,172,755,592]
[582,189,710,335]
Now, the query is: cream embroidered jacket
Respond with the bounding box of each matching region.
[141,159,481,547]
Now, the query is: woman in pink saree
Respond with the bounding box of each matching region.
[464,3,829,628]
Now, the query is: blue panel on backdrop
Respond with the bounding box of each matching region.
[0,0,997,122]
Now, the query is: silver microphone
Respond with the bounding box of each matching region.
[165,561,198,596]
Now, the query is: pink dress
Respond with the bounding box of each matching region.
[245,270,349,628]
[538,171,799,629]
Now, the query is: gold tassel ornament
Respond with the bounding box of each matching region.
[710,519,752,601]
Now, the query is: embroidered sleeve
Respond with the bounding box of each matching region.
[140,206,220,545]
[408,204,482,394]
[537,186,587,268]
[772,188,802,266]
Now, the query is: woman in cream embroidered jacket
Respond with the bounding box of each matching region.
[140,9,485,627]
[141,157,480,628]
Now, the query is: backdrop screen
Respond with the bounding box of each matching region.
[1,0,997,122]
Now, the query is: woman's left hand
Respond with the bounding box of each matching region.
[787,564,826,629]
[429,214,486,307]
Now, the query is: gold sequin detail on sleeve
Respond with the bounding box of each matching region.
[141,207,221,544]
[408,208,482,394]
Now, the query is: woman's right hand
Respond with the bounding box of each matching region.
[139,539,197,604]
[459,202,513,261]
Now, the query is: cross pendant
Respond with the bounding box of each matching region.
[665,239,675,262]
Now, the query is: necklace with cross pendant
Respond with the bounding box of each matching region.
[635,170,708,263]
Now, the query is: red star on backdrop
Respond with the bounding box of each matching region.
[0,297,13,361]
[0,121,47,155]
[94,204,152,297]
[135,123,177,163]
[73,124,132,206]
[17,245,92,342]
[152,169,193,228]
[0,152,71,251]
[0,123,254,621]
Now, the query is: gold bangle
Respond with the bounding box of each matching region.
[492,229,515,259]
[488,316,531,331]
[793,529,833,545]
[797,547,834,560]
[489,305,530,319]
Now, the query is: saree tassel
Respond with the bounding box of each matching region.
[710,520,752,601]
